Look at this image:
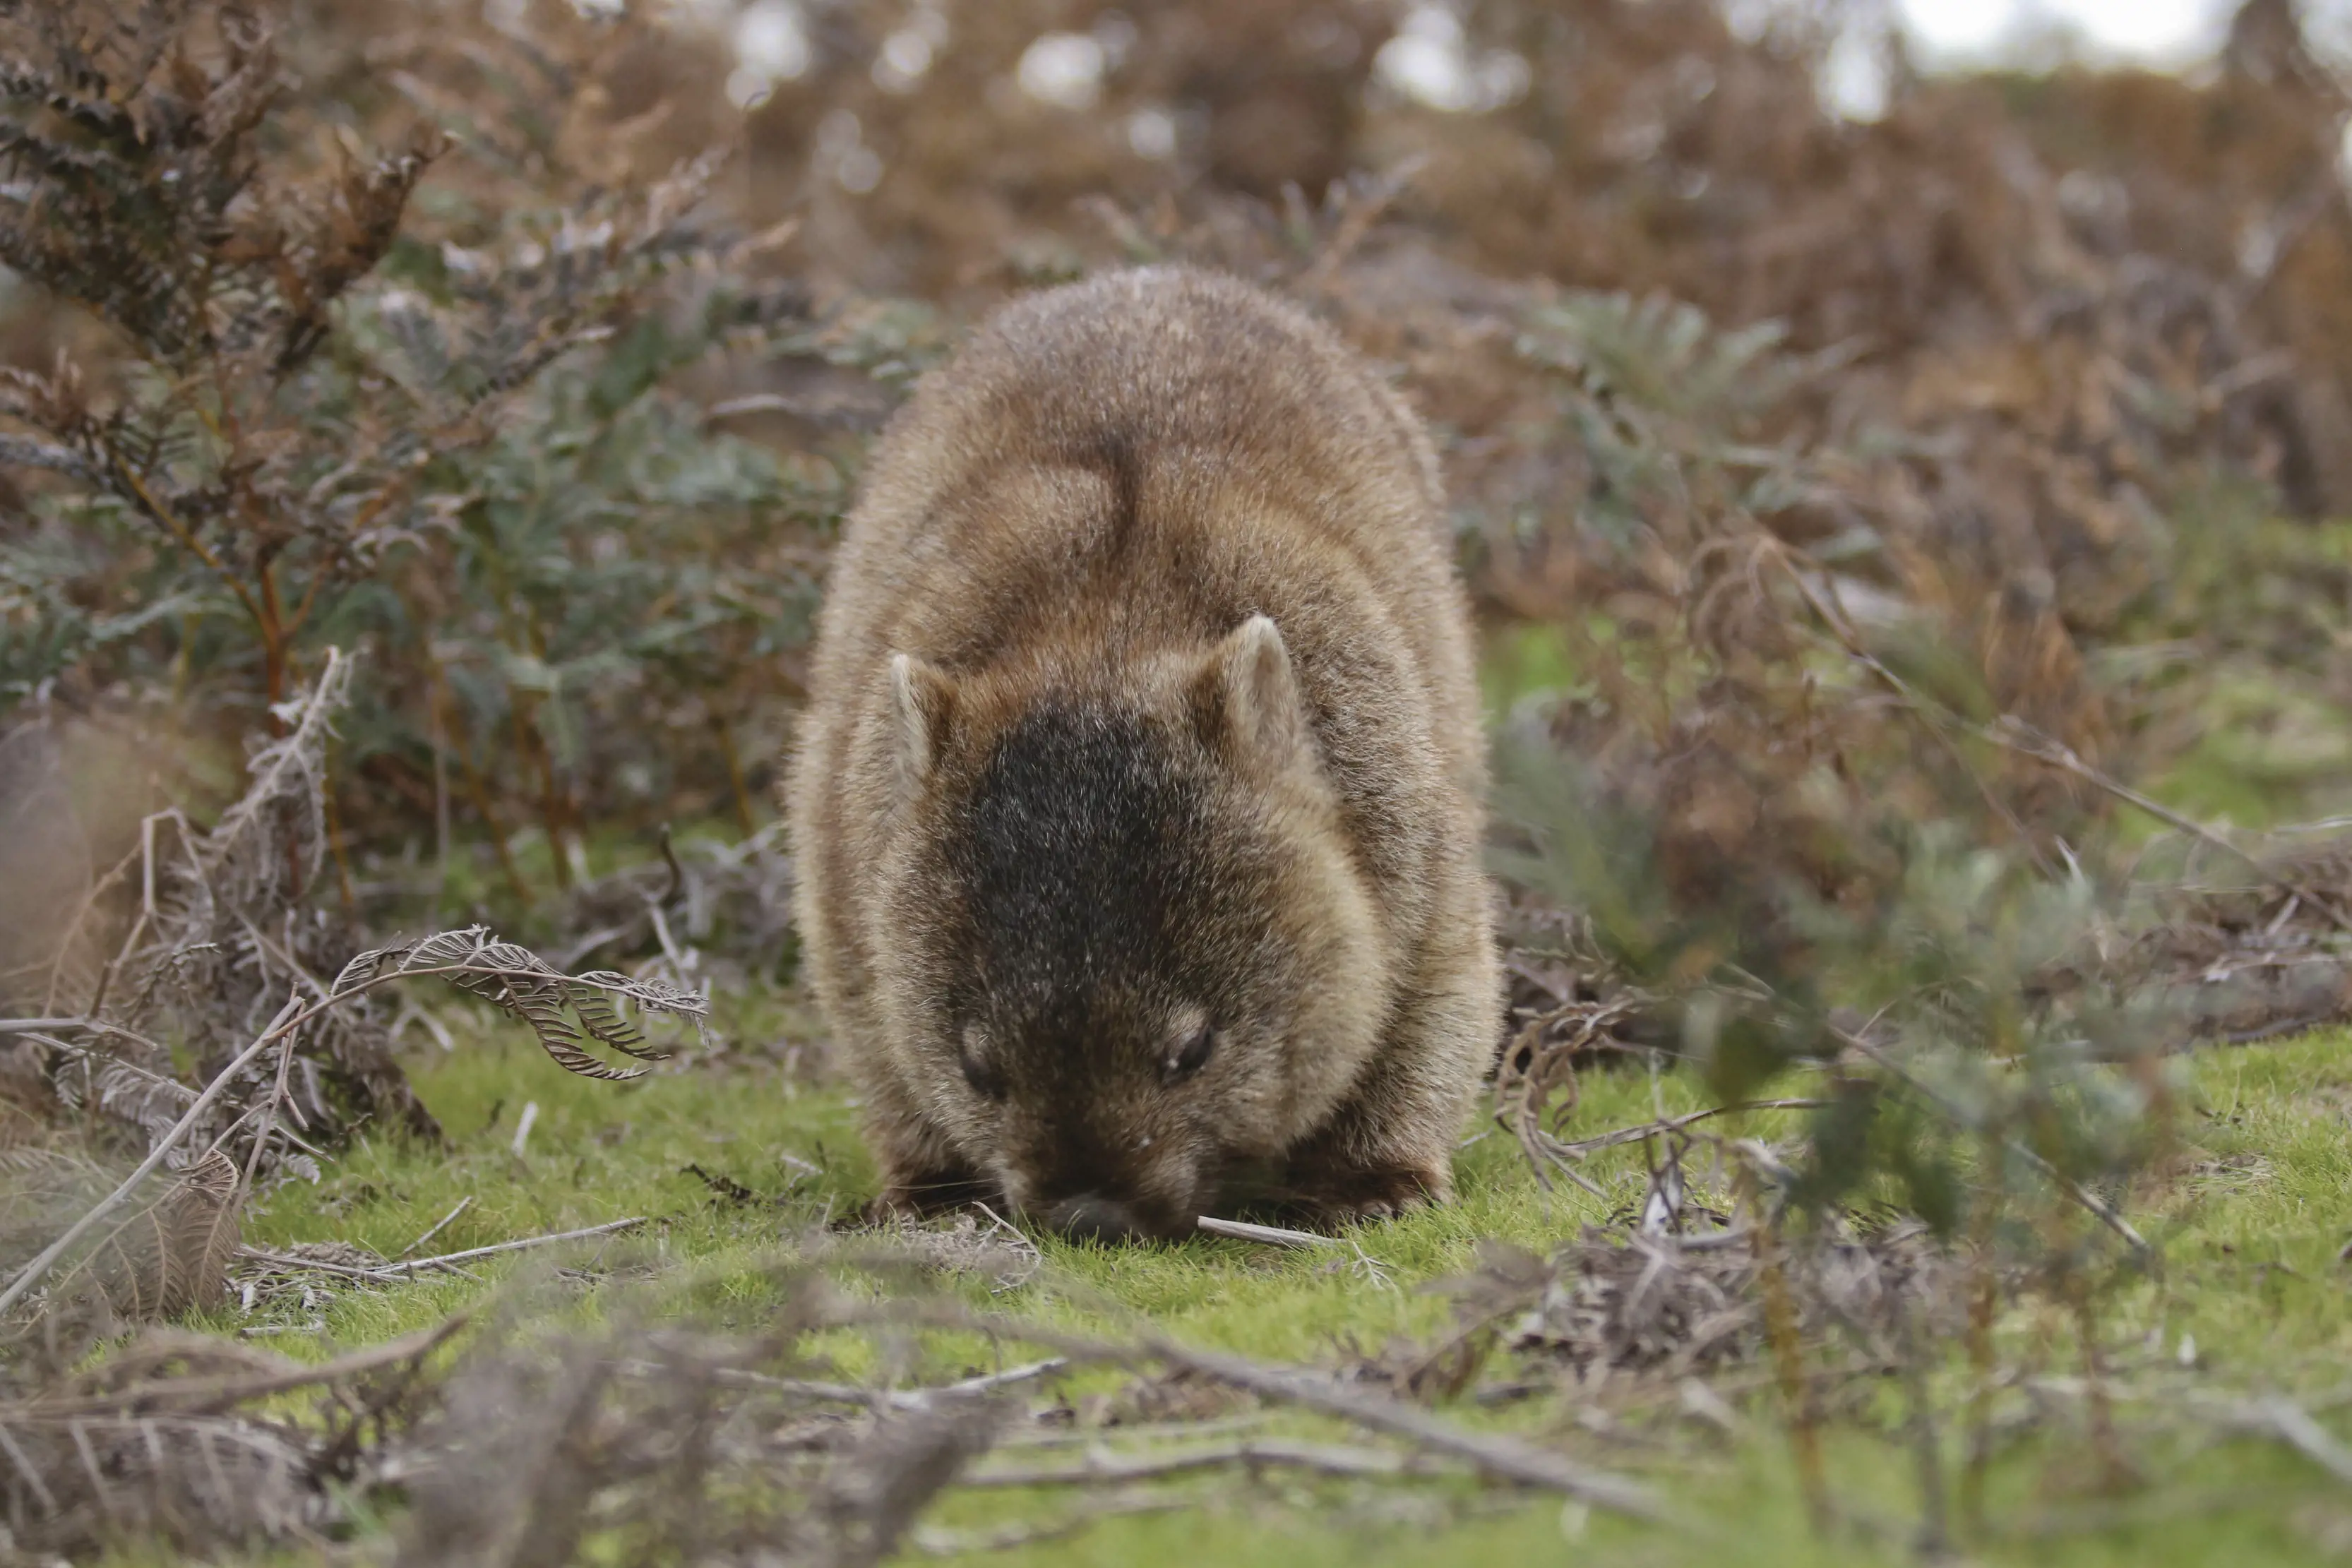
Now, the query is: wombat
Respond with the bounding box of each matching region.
[786,265,1498,1240]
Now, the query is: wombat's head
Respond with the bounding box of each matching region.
[869,616,1385,1240]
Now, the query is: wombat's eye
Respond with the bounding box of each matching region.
[960,1029,1005,1099]
[1164,1023,1216,1084]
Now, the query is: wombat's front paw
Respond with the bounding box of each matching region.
[1287,1166,1445,1228]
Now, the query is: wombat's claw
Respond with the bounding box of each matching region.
[859,1192,921,1226]
[1294,1167,1442,1227]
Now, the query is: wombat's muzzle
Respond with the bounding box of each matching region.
[1046,1194,1191,1242]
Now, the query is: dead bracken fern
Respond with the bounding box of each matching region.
[18,649,438,1168]
[389,1318,1008,1568]
[0,653,705,1333]
[0,0,825,902]
[1445,1221,1963,1392]
[543,821,796,994]
[0,0,443,708]
[0,0,438,378]
[333,927,708,1082]
[10,650,701,1215]
[55,1147,242,1324]
[0,1319,460,1560]
[0,1408,324,1557]
[0,911,707,1326]
[14,1257,1032,1568]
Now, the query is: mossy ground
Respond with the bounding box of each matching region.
[172,1003,2352,1567]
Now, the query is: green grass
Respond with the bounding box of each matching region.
[2142,666,2352,831]
[189,1008,2352,1566]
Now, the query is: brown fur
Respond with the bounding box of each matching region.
[785,265,1498,1239]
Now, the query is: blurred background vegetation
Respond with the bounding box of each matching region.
[8,1,2352,1558]
[9,0,2351,899]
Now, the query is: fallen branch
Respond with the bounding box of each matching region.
[962,1435,1427,1488]
[19,1315,468,1419]
[387,1216,647,1275]
[396,1195,474,1259]
[236,1246,400,1283]
[1982,717,2352,936]
[1144,1340,1666,1521]
[1833,1028,2153,1259]
[909,1492,1186,1555]
[234,1219,645,1287]
[763,1284,1666,1519]
[609,1355,1068,1413]
[1549,1099,1831,1160]
[2222,1396,2352,1488]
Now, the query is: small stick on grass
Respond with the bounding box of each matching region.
[397,1195,474,1259]
[1144,1340,1668,1522]
[510,1101,540,1158]
[962,1435,1428,1488]
[1194,1217,1397,1291]
[941,1357,1068,1398]
[911,1492,1185,1556]
[998,1414,1272,1449]
[1195,1217,1334,1249]
[239,1218,647,1286]
[608,1354,1066,1411]
[388,1216,646,1276]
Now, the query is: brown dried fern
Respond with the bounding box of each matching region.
[333,926,708,1083]
[46,1147,243,1324]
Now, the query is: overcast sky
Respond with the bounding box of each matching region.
[1897,0,2223,61]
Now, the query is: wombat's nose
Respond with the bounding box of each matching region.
[1047,1194,1140,1241]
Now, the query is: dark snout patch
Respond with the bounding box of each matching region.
[944,702,1267,1239]
[1046,1192,1198,1242]
[1048,1194,1141,1241]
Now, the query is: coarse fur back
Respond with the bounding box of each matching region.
[787,265,1499,1238]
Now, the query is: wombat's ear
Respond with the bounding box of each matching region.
[1193,615,1306,764]
[889,652,957,796]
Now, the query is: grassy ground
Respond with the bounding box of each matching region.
[193,1003,2352,1567]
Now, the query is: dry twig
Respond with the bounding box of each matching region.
[1143,1340,1666,1521]
[962,1435,1431,1488]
